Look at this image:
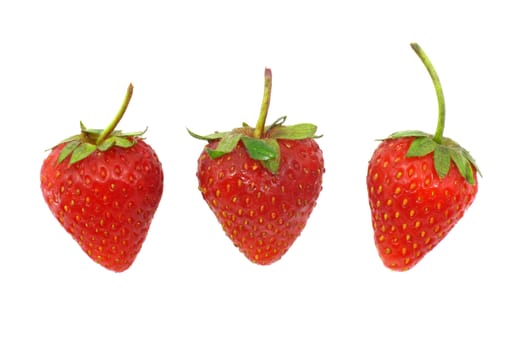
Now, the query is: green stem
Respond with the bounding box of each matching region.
[410,43,446,144]
[96,83,134,145]
[253,68,272,139]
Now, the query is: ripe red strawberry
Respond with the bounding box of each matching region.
[40,84,163,272]
[367,43,481,271]
[189,68,324,265]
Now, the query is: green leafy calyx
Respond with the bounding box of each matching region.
[188,68,321,174]
[54,83,145,165]
[388,131,481,185]
[188,116,319,174]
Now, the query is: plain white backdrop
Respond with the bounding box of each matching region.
[1,1,523,349]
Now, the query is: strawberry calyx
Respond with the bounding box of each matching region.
[188,68,321,174]
[53,83,146,165]
[384,43,481,185]
[388,130,480,185]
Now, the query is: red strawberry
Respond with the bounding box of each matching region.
[40,84,163,272]
[188,68,324,265]
[366,43,481,271]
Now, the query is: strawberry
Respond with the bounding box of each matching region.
[188,68,324,265]
[40,84,163,272]
[366,43,481,271]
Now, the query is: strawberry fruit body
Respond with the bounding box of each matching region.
[40,84,163,272]
[189,68,324,265]
[366,43,480,271]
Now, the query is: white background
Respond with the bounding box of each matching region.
[1,1,523,349]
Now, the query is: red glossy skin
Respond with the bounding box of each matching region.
[197,139,324,265]
[40,140,163,272]
[367,137,478,271]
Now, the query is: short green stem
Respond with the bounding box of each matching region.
[96,83,134,145]
[254,68,272,139]
[410,43,446,144]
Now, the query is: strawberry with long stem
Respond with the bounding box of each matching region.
[366,43,480,271]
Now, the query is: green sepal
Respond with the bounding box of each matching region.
[97,137,117,151]
[433,144,451,179]
[450,147,471,183]
[207,133,242,159]
[70,143,97,164]
[259,138,280,174]
[187,128,229,141]
[240,136,277,161]
[114,136,135,148]
[388,130,430,139]
[406,137,437,157]
[57,140,81,163]
[270,123,318,139]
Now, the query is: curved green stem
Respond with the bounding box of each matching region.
[254,68,272,139]
[96,83,134,145]
[410,43,446,144]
